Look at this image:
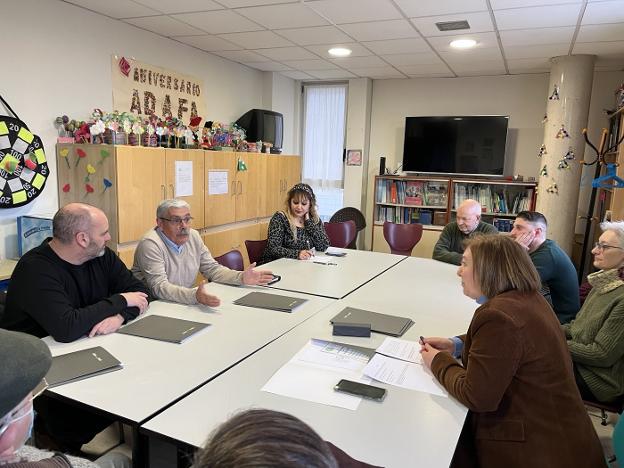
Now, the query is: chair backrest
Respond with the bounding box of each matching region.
[245,239,268,265]
[329,207,367,249]
[324,220,356,249]
[214,249,244,271]
[383,221,423,256]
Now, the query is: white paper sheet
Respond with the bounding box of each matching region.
[174,161,193,197]
[261,339,372,410]
[363,354,448,398]
[208,170,228,195]
[376,337,423,364]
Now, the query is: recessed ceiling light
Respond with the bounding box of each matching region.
[328,47,352,57]
[450,39,477,50]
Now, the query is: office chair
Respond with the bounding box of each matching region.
[611,412,624,466]
[214,249,244,271]
[383,221,423,256]
[584,398,624,426]
[245,239,268,265]
[329,207,366,249]
[324,220,356,248]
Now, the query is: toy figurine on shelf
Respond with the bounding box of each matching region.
[556,125,570,139]
[538,144,547,157]
[549,85,560,100]
[188,116,202,148]
[201,121,212,149]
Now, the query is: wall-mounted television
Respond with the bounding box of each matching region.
[235,109,283,151]
[402,116,509,176]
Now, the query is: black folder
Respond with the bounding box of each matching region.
[117,315,210,343]
[330,307,414,337]
[233,292,307,312]
[45,346,122,388]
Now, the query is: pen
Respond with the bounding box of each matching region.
[313,261,337,266]
[420,336,425,345]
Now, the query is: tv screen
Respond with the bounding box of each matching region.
[402,116,509,176]
[235,109,283,150]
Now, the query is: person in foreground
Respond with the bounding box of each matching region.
[510,210,579,323]
[0,328,130,468]
[432,199,498,265]
[262,183,329,264]
[194,409,379,468]
[565,221,624,404]
[420,235,604,468]
[132,199,274,307]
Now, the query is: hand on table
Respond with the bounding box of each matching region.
[298,250,314,260]
[196,281,221,307]
[242,263,275,285]
[120,292,149,314]
[89,314,124,337]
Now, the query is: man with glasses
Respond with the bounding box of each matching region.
[0,329,130,467]
[510,210,579,323]
[132,199,274,306]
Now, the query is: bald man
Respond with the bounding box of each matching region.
[1,203,150,342]
[432,199,498,265]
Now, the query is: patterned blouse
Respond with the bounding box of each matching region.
[261,211,329,264]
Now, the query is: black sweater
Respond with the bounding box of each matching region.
[1,239,150,343]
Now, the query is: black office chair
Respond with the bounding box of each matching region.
[329,207,366,249]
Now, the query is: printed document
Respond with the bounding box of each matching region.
[376,337,423,364]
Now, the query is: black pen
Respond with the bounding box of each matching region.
[313,261,337,266]
[420,336,425,345]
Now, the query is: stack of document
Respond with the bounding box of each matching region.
[117,315,210,343]
[45,346,122,388]
[330,307,414,337]
[234,292,307,312]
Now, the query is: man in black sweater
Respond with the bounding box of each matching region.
[0,202,150,455]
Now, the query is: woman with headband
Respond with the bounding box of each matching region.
[261,183,329,264]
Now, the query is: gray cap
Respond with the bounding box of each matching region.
[0,329,52,418]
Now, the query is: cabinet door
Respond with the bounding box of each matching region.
[116,146,166,243]
[165,149,205,227]
[202,223,266,268]
[204,151,237,227]
[235,152,267,222]
[265,155,282,217]
[283,155,302,194]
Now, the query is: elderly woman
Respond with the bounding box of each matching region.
[566,221,624,404]
[261,183,329,264]
[420,235,604,468]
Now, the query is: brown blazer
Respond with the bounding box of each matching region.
[431,290,605,468]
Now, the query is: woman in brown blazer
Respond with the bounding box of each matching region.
[421,235,604,468]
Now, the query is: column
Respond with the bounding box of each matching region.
[536,55,595,254]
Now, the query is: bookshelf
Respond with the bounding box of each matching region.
[372,175,537,255]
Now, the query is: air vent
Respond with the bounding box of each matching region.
[435,20,470,31]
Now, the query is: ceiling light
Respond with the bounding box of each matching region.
[450,39,477,50]
[328,47,352,57]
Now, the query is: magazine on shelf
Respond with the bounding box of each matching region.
[404,181,424,206]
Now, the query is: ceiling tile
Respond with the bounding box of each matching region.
[307,69,357,79]
[218,30,294,48]
[393,0,488,18]
[573,41,624,58]
[583,1,624,24]
[212,50,269,62]
[495,5,582,30]
[362,38,431,54]
[174,35,243,51]
[282,59,340,70]
[63,0,155,19]
[411,11,494,37]
[123,15,205,36]
[236,3,328,29]
[330,55,388,68]
[306,0,403,24]
[173,11,263,34]
[396,63,453,74]
[490,0,580,9]
[576,23,624,42]
[340,20,420,41]
[244,61,294,71]
[350,67,406,78]
[450,59,506,75]
[383,52,443,66]
[594,58,624,70]
[440,47,503,63]
[276,26,352,45]
[304,43,373,58]
[500,26,575,47]
[217,0,298,6]
[504,43,570,59]
[507,57,551,73]
[256,46,318,61]
[132,0,223,14]
[280,70,316,80]
[407,72,455,78]
[427,31,499,51]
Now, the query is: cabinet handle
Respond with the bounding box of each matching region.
[161,185,166,200]
[231,181,236,196]
[238,181,243,195]
[169,184,174,198]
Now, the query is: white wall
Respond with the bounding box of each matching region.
[0,0,292,259]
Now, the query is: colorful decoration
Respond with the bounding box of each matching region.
[237,157,247,171]
[59,147,70,168]
[24,152,37,171]
[85,163,96,182]
[547,181,559,194]
[540,165,548,177]
[75,147,87,167]
[98,149,110,165]
[102,178,113,194]
[564,147,575,160]
[85,183,94,195]
[2,154,19,174]
[556,125,570,139]
[558,159,570,170]
[549,85,560,100]
[62,183,70,193]
[538,144,547,158]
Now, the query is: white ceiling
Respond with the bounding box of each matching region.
[63,0,624,79]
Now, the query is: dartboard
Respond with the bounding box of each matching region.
[0,116,49,208]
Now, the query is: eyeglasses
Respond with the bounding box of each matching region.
[593,242,623,251]
[159,216,193,225]
[0,379,48,436]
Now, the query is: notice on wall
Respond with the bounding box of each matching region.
[175,161,193,197]
[208,170,228,195]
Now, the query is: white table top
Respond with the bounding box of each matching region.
[43,282,333,423]
[142,257,477,467]
[263,248,405,299]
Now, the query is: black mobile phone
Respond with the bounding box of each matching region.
[334,379,386,401]
[267,274,281,285]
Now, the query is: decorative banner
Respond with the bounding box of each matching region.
[111,56,206,122]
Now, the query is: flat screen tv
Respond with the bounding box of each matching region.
[402,116,509,176]
[235,109,283,151]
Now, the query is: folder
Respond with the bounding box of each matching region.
[330,307,414,337]
[117,315,210,343]
[233,292,307,312]
[45,346,122,388]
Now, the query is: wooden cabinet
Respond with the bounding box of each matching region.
[265,155,302,216]
[202,222,268,268]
